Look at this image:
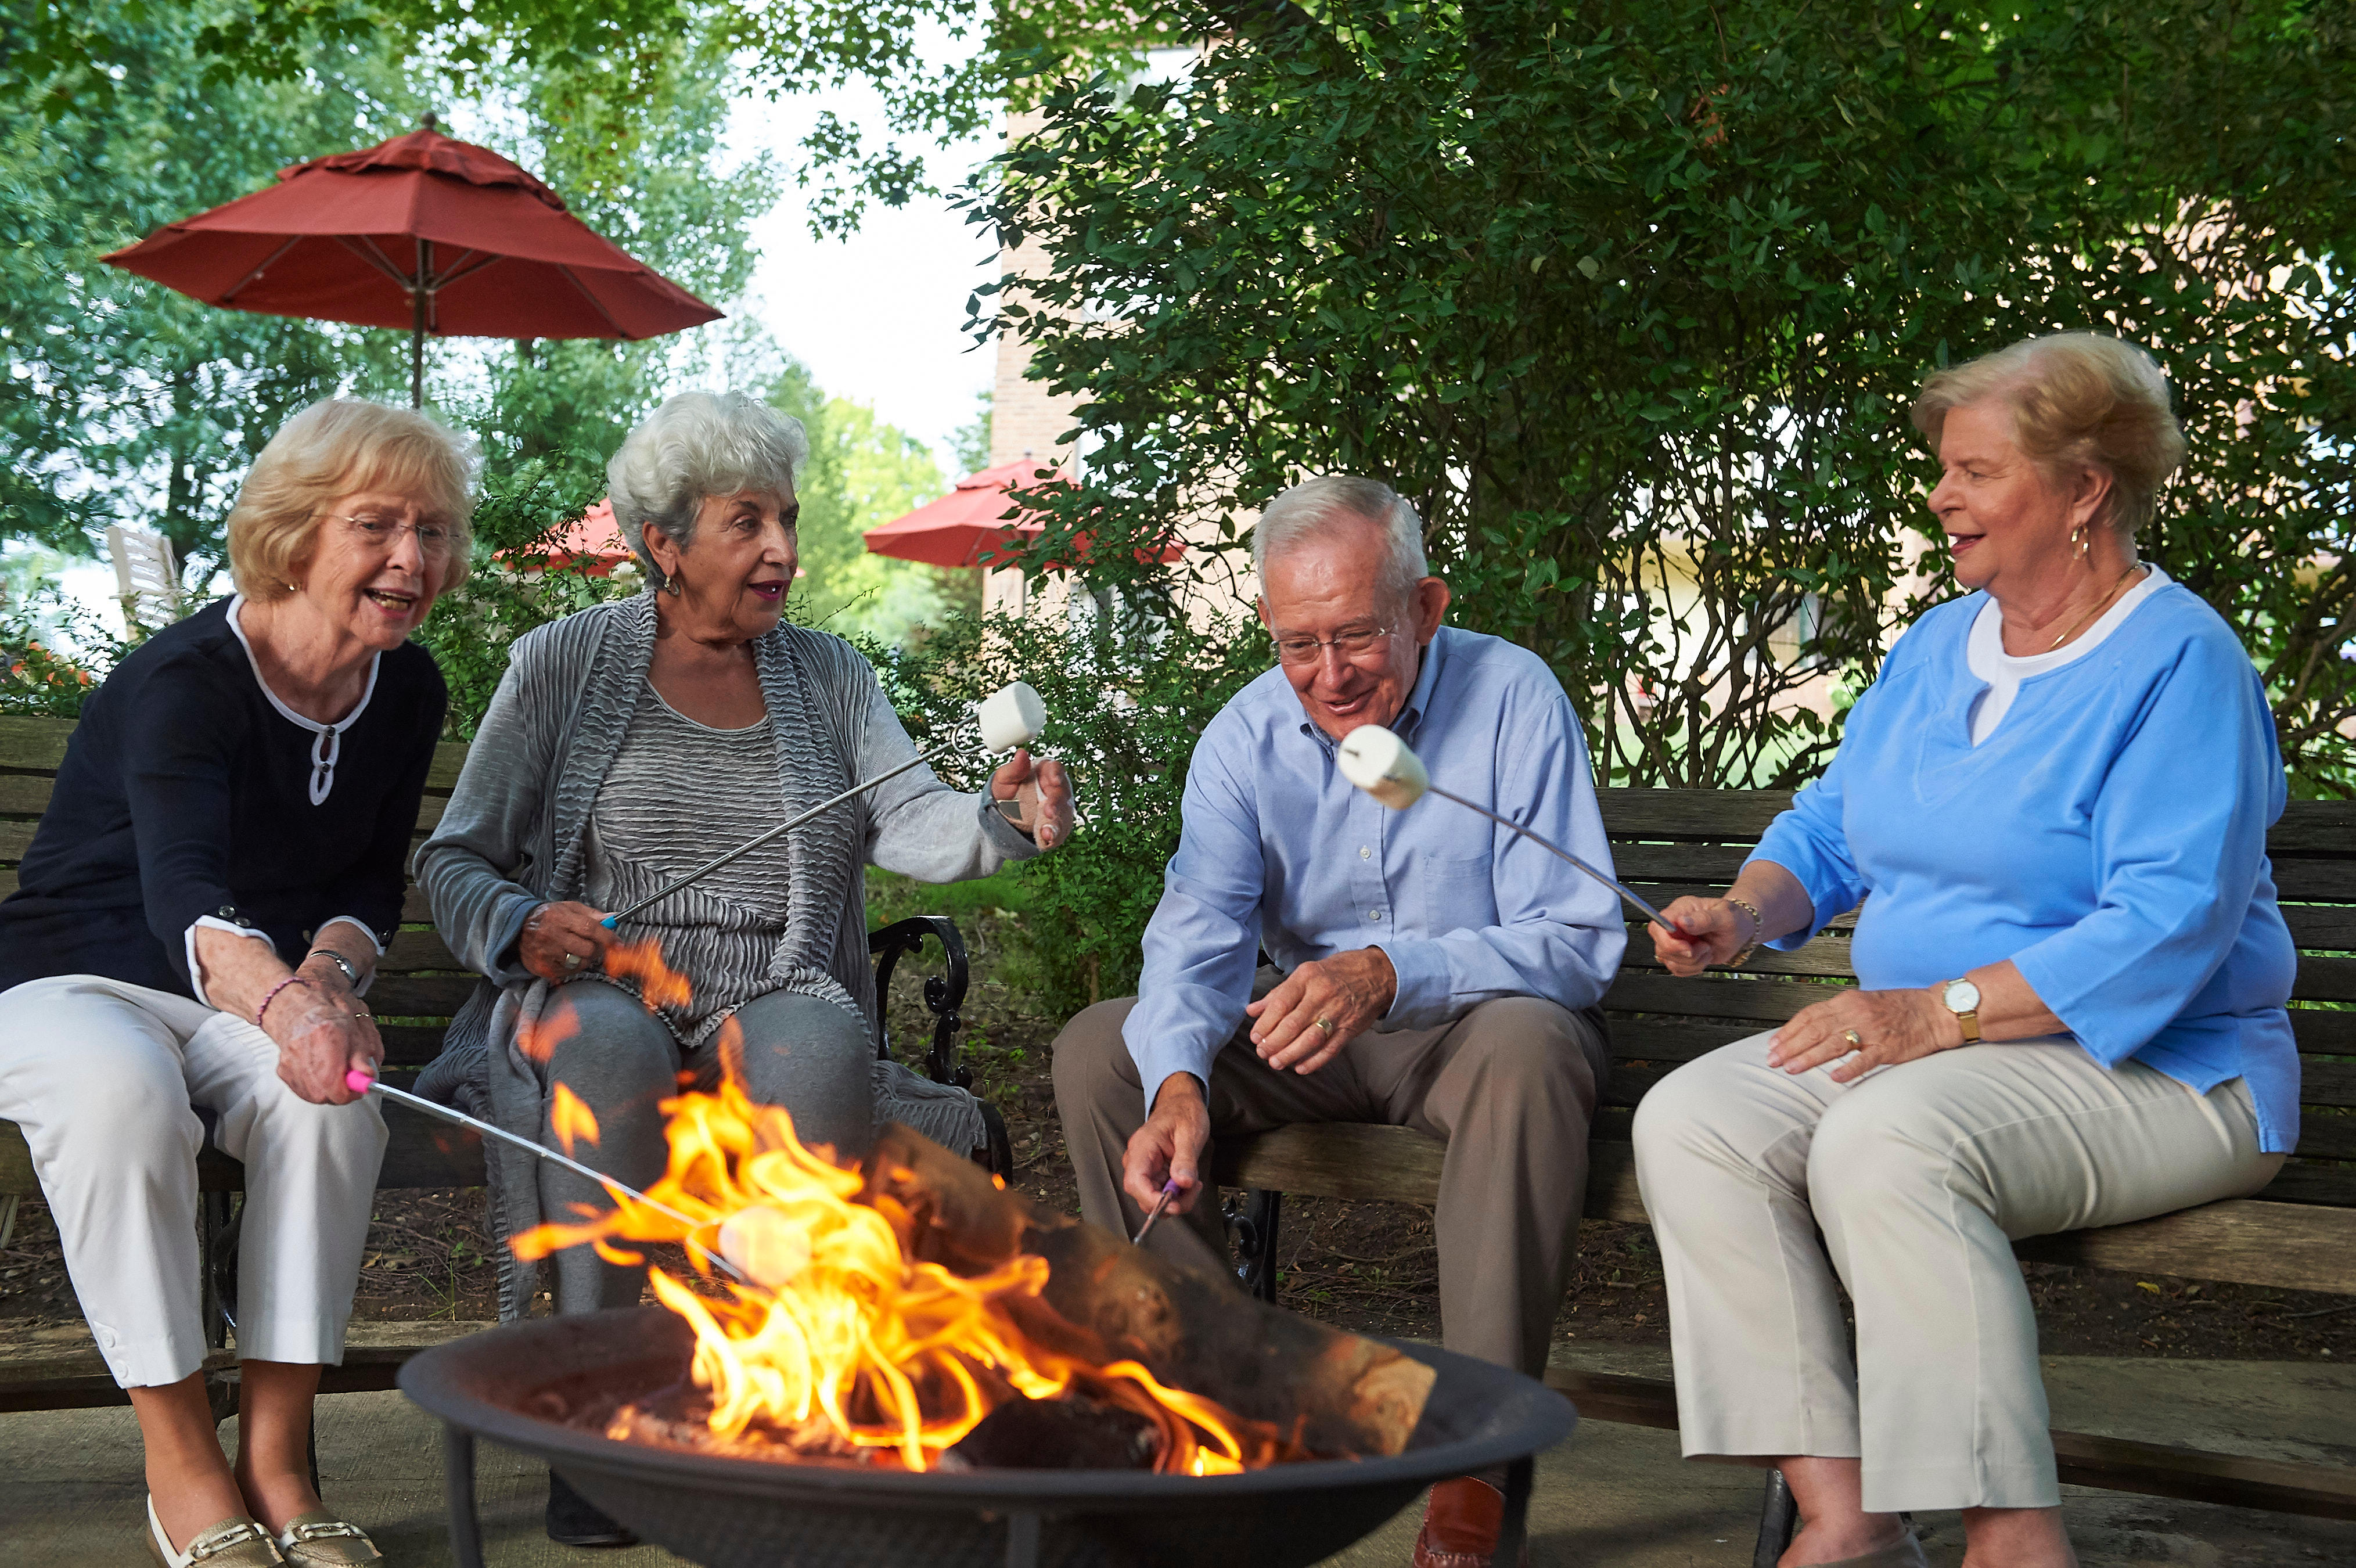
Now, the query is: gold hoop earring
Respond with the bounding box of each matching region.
[664,574,682,597]
[2070,524,2089,562]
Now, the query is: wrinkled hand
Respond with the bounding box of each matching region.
[519,900,618,985]
[263,978,380,1105]
[1649,896,1754,976]
[1123,1073,1212,1218]
[1769,987,1959,1083]
[991,748,1074,850]
[1244,948,1397,1074]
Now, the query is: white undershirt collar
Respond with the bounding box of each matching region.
[224,595,382,805]
[1965,566,2171,746]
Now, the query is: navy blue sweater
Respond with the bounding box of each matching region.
[0,598,445,999]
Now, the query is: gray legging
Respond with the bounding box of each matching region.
[534,979,874,1313]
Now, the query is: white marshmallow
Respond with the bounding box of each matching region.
[1336,725,1430,809]
[976,681,1047,753]
[715,1205,812,1289]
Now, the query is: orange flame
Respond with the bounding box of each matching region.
[515,997,580,1064]
[551,1083,600,1155]
[510,1076,1282,1475]
[603,935,693,1012]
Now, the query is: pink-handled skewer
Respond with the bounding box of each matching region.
[344,1068,750,1283]
[1131,1179,1184,1246]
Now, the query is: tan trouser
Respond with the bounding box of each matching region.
[1051,983,1609,1375]
[1631,1031,2283,1512]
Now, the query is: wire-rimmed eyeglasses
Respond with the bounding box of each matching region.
[328,513,456,560]
[1269,624,1398,666]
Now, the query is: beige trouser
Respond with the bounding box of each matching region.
[1631,1031,2282,1512]
[1052,983,1609,1375]
[0,975,387,1387]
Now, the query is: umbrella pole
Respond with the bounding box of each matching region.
[410,237,432,408]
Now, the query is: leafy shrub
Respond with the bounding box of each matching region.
[870,609,1264,1017]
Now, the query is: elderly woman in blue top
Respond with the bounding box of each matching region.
[0,400,470,1568]
[1632,333,2297,1568]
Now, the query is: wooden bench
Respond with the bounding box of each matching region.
[1214,788,2356,1539]
[0,714,981,1414]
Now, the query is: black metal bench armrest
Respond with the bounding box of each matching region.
[868,915,972,1088]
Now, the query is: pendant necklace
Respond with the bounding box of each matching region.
[2044,562,2143,652]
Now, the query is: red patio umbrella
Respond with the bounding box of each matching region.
[864,461,1184,570]
[103,117,721,406]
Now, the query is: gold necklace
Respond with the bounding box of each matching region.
[2044,563,2143,652]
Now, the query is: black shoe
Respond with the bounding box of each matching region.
[546,1470,638,1548]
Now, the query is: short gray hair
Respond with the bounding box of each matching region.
[1252,475,1429,600]
[607,391,809,588]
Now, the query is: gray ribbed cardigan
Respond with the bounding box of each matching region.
[413,592,1035,1318]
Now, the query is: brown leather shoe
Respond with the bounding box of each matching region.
[1412,1476,1526,1568]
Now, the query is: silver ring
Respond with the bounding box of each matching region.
[563,951,582,970]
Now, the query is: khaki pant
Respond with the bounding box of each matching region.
[1631,1031,2282,1512]
[1051,983,1609,1375]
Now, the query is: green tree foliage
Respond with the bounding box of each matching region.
[977,0,2356,794]
[0,2,418,584]
[765,362,961,646]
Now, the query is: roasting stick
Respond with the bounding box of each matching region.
[1131,1179,1183,1246]
[343,1069,752,1284]
[599,681,1048,931]
[1335,725,1687,934]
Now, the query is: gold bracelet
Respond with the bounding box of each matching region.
[1724,896,1764,969]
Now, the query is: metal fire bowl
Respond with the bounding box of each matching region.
[399,1306,1576,1568]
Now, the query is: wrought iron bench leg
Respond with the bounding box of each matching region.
[1497,1454,1535,1564]
[1753,1468,1797,1568]
[1229,1189,1282,1303]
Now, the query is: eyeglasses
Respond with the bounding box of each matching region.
[1269,624,1398,666]
[329,513,455,560]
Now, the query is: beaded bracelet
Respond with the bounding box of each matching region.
[256,974,312,1029]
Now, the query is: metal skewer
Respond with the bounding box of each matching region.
[1131,1179,1182,1246]
[1419,783,1679,930]
[344,1069,750,1283]
[598,680,1049,932]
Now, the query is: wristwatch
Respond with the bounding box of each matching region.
[1938,977,1983,1044]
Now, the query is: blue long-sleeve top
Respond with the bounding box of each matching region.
[1123,625,1625,1104]
[1749,584,2301,1153]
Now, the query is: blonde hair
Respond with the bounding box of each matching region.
[225,400,480,600]
[1911,332,2186,539]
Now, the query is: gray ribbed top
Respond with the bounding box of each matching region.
[585,683,793,1045]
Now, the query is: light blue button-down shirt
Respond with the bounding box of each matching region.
[1122,625,1626,1103]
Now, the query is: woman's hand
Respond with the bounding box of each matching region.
[262,979,381,1105]
[1768,987,1958,1083]
[1650,896,1758,976]
[518,901,618,984]
[991,748,1074,850]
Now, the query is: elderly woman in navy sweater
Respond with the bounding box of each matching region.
[1633,334,2298,1568]
[0,401,470,1568]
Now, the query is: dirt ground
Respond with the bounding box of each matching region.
[3,907,2349,1364]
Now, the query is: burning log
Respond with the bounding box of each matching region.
[861,1125,1434,1461]
[509,1078,1432,1475]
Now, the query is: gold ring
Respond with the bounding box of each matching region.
[1314,1017,1334,1035]
[352,1011,370,1020]
[563,951,582,970]
[1841,1028,1864,1048]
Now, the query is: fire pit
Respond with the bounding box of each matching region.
[400,1305,1574,1568]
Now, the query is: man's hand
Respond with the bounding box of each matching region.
[1768,987,1959,1083]
[991,747,1074,850]
[519,901,619,984]
[1243,948,1397,1074]
[1123,1072,1211,1218]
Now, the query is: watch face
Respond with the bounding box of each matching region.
[1944,979,1982,1013]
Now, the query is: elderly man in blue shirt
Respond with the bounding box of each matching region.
[1052,474,1619,1568]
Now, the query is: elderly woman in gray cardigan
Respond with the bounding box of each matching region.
[416,390,1071,1328]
